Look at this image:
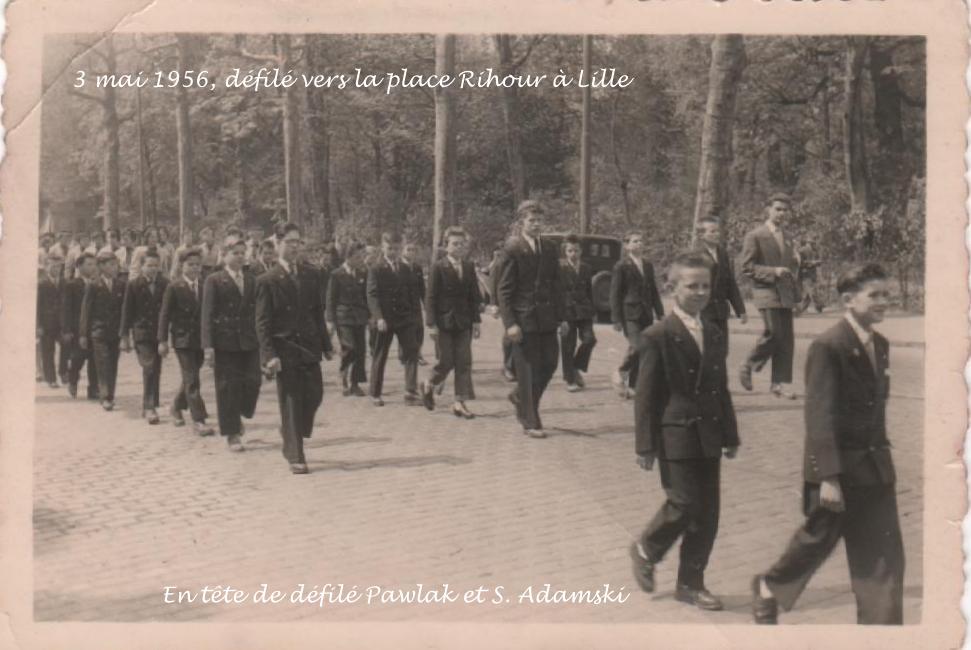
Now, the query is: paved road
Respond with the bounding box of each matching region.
[34,315,923,623]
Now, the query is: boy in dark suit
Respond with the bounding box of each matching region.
[61,253,100,399]
[558,234,597,392]
[158,248,214,436]
[256,223,334,474]
[120,250,168,424]
[739,193,801,399]
[37,251,65,388]
[400,238,428,367]
[326,241,370,397]
[694,216,747,352]
[80,251,127,410]
[420,227,482,418]
[752,263,904,625]
[630,252,739,611]
[203,236,262,451]
[496,200,567,438]
[610,231,664,398]
[366,231,420,406]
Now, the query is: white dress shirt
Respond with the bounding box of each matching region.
[672,303,704,355]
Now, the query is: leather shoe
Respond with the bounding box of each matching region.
[144,409,160,425]
[170,406,186,427]
[404,392,421,405]
[524,428,547,439]
[575,373,585,388]
[674,584,723,611]
[629,542,655,593]
[502,368,516,382]
[566,383,581,393]
[101,400,114,411]
[452,402,474,419]
[194,422,215,436]
[227,434,244,452]
[68,383,78,398]
[349,384,366,397]
[371,397,385,407]
[421,381,436,411]
[289,462,309,474]
[739,364,753,391]
[751,575,778,624]
[770,384,798,400]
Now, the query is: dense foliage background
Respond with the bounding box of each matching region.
[40,34,925,309]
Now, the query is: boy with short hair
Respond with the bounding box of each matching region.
[630,252,738,611]
[420,227,482,418]
[61,253,100,399]
[120,250,168,424]
[610,231,664,398]
[559,234,597,392]
[79,251,127,411]
[694,216,747,352]
[752,263,904,625]
[326,241,370,396]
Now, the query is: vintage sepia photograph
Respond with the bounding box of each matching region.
[28,30,931,628]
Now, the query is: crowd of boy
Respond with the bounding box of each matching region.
[36,192,905,623]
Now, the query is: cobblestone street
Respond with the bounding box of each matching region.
[33,309,924,624]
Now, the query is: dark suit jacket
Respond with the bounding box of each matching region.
[367,258,417,328]
[496,235,565,333]
[634,314,739,460]
[317,266,331,313]
[803,318,894,486]
[739,223,800,309]
[201,269,258,351]
[255,262,333,367]
[121,275,168,344]
[694,243,746,321]
[158,278,203,350]
[559,260,595,322]
[60,278,87,337]
[326,265,370,326]
[402,260,425,318]
[37,275,62,335]
[80,277,127,342]
[610,257,664,325]
[246,260,273,277]
[425,257,482,331]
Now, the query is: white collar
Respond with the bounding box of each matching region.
[446,254,462,267]
[844,311,874,346]
[630,255,644,267]
[672,303,703,330]
[765,220,782,234]
[278,258,292,274]
[522,233,538,249]
[342,262,353,274]
[385,256,398,268]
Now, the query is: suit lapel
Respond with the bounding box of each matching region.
[838,319,876,379]
[668,314,702,369]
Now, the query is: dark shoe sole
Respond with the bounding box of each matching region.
[675,591,724,611]
[628,543,655,593]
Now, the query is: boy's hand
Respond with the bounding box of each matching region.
[637,453,655,471]
[819,478,844,512]
[724,446,738,459]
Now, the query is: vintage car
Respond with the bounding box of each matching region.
[477,232,623,323]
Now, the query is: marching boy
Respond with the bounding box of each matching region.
[326,241,370,397]
[79,251,127,411]
[752,263,904,625]
[420,227,482,419]
[558,234,597,392]
[120,250,168,424]
[630,252,738,611]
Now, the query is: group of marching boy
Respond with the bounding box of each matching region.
[37,192,904,623]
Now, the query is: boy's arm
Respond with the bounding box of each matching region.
[609,262,624,325]
[634,333,665,457]
[804,339,843,481]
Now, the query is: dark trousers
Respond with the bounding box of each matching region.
[39,332,60,383]
[429,328,474,402]
[67,339,98,397]
[502,336,515,376]
[337,325,367,386]
[276,362,324,464]
[560,319,596,384]
[368,323,377,357]
[58,339,70,381]
[747,308,794,384]
[173,348,208,423]
[641,458,721,590]
[763,482,905,624]
[213,349,261,436]
[402,320,425,360]
[618,317,650,388]
[510,331,559,430]
[134,342,162,410]
[92,338,120,401]
[370,323,419,398]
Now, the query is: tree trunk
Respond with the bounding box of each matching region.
[433,34,457,251]
[495,35,528,208]
[692,34,747,245]
[305,38,332,237]
[175,34,194,237]
[102,35,120,231]
[135,84,147,228]
[609,92,632,226]
[579,35,592,234]
[868,42,909,203]
[843,36,872,213]
[280,35,303,225]
[234,139,251,222]
[820,73,833,174]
